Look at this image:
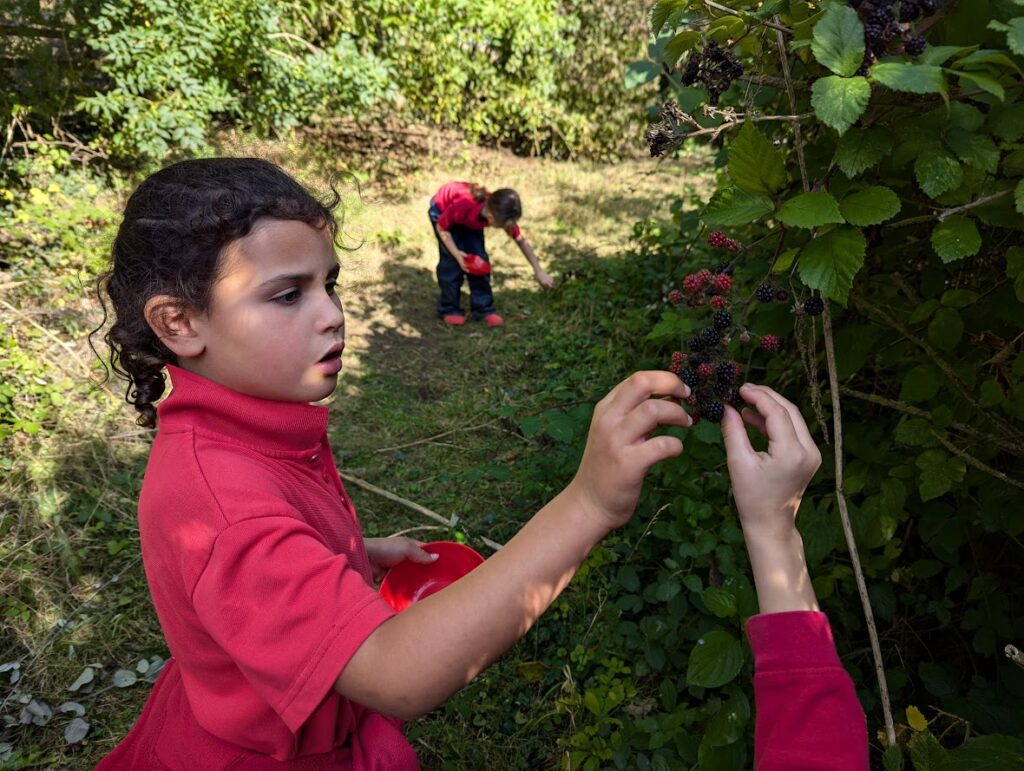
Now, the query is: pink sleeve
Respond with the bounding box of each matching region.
[746,611,868,770]
[193,516,396,733]
[507,223,521,239]
[436,198,474,231]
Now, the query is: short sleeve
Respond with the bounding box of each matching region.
[192,515,396,734]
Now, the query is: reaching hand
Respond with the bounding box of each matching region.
[364,537,439,583]
[569,371,692,531]
[720,384,822,541]
[535,269,554,290]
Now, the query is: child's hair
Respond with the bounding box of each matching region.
[484,188,521,226]
[94,157,340,428]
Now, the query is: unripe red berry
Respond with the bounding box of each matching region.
[696,268,713,286]
[725,238,742,252]
[707,230,728,248]
[682,274,703,294]
[669,361,683,374]
[710,295,728,310]
[671,351,686,366]
[697,362,715,379]
[668,289,684,305]
[760,334,781,353]
[712,274,732,292]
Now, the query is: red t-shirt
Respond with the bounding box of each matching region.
[96,366,419,770]
[433,181,522,240]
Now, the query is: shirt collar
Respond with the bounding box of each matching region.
[157,365,328,454]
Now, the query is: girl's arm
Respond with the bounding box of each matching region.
[335,371,691,719]
[512,234,553,289]
[722,384,869,770]
[435,228,467,269]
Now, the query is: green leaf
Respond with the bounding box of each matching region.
[835,127,894,177]
[920,45,976,66]
[776,191,845,228]
[840,186,901,225]
[900,365,941,402]
[650,0,686,35]
[625,61,660,89]
[909,730,950,770]
[954,49,1022,74]
[990,103,1024,141]
[686,630,744,688]
[705,690,750,747]
[945,129,1000,174]
[915,151,963,198]
[882,744,905,771]
[940,289,978,307]
[702,187,774,226]
[798,227,866,305]
[811,75,871,135]
[728,122,787,196]
[703,586,737,618]
[931,216,981,263]
[664,31,701,68]
[917,450,966,501]
[927,307,964,351]
[1016,179,1024,215]
[811,3,865,76]
[1004,17,1024,55]
[772,247,798,274]
[955,70,1005,101]
[870,62,948,97]
[949,735,1024,769]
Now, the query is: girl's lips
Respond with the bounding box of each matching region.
[316,355,342,375]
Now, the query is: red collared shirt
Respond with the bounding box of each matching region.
[97,366,419,770]
[433,181,522,240]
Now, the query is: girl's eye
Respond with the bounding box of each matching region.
[274,289,300,305]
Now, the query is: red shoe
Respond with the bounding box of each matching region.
[443,314,466,326]
[484,313,504,328]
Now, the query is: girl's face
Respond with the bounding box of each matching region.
[183,219,345,403]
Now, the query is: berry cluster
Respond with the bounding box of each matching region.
[679,41,744,105]
[665,267,785,423]
[849,0,941,71]
[755,282,790,303]
[707,230,742,252]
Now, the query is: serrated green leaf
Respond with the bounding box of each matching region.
[650,0,687,35]
[773,247,798,274]
[882,744,905,771]
[834,127,893,176]
[945,129,1000,173]
[702,187,774,226]
[990,103,1024,141]
[954,48,1022,74]
[915,151,963,198]
[728,122,787,196]
[664,31,701,68]
[1005,17,1024,55]
[931,216,981,263]
[811,75,871,135]
[949,735,1024,769]
[777,191,845,228]
[955,70,1005,101]
[811,3,865,76]
[840,186,901,225]
[686,630,744,688]
[870,62,948,97]
[798,227,866,305]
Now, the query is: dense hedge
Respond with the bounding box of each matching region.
[1,0,651,163]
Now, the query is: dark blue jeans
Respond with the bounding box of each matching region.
[429,200,495,319]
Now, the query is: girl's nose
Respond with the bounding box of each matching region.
[319,293,345,333]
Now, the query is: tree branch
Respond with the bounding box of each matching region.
[822,307,896,748]
[929,430,1024,491]
[885,189,1013,229]
[703,0,793,34]
[774,23,809,193]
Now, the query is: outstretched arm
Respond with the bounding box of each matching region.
[512,233,553,289]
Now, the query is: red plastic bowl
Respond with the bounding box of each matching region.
[379,541,485,612]
[463,254,492,276]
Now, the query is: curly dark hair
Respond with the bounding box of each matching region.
[484,188,522,227]
[93,157,340,428]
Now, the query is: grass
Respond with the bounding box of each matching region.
[0,130,711,769]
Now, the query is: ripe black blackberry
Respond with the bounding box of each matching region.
[728,388,744,408]
[714,262,734,275]
[713,310,733,329]
[690,351,711,366]
[904,35,926,55]
[688,335,705,352]
[899,0,921,21]
[679,368,700,387]
[713,381,732,398]
[704,400,726,422]
[756,283,775,302]
[680,54,700,86]
[803,296,825,316]
[716,361,738,383]
[700,327,721,346]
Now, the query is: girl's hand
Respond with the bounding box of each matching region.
[568,371,692,531]
[534,268,554,290]
[454,252,468,271]
[720,384,822,541]
[364,537,439,583]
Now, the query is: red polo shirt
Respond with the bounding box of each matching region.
[96,366,419,770]
[433,181,522,239]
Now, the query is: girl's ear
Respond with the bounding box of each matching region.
[144,295,205,359]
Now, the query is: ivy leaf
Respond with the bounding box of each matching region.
[945,129,1000,174]
[776,191,845,228]
[869,62,948,97]
[840,186,901,225]
[931,216,981,263]
[728,122,787,196]
[834,127,893,177]
[702,186,774,226]
[914,151,963,198]
[811,3,865,76]
[811,75,870,135]
[798,227,866,305]
[686,630,744,688]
